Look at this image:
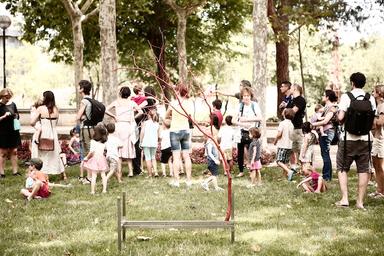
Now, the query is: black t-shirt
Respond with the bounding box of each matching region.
[287,95,306,129]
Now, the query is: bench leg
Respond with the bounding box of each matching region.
[122,192,126,241]
[117,197,122,252]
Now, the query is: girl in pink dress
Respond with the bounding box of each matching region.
[83,125,108,194]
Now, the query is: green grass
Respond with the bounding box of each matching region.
[1,164,383,256]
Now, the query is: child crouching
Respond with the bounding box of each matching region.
[297,165,327,193]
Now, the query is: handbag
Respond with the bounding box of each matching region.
[13,119,20,130]
[38,114,55,151]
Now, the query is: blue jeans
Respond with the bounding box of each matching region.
[319,128,335,181]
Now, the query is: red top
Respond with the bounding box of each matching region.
[132,95,147,105]
[211,110,223,129]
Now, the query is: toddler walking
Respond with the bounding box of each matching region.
[160,119,173,177]
[247,127,262,188]
[82,125,109,194]
[105,123,123,183]
[201,134,224,191]
[140,109,160,177]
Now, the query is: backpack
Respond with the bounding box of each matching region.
[83,98,106,126]
[344,92,375,136]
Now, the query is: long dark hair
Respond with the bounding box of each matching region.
[42,91,56,114]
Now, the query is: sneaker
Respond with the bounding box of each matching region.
[201,182,209,191]
[215,187,224,191]
[78,176,84,182]
[169,180,180,188]
[185,180,192,188]
[236,173,244,178]
[290,168,297,173]
[287,170,294,181]
[246,184,256,189]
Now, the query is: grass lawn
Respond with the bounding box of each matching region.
[1,163,383,256]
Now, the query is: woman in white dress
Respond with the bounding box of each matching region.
[31,91,65,179]
[105,86,143,177]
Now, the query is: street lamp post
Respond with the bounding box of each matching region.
[0,15,11,89]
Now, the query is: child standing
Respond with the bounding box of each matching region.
[297,165,327,193]
[160,119,173,177]
[140,109,160,177]
[201,134,224,191]
[67,127,81,165]
[299,122,318,166]
[82,125,109,194]
[218,116,235,174]
[273,108,295,181]
[105,123,123,183]
[247,127,262,188]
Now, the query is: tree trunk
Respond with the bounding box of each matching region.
[176,11,188,85]
[148,34,172,106]
[72,17,84,109]
[99,0,118,105]
[253,0,268,145]
[275,35,289,118]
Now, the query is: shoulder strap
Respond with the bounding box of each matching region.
[239,102,244,117]
[84,97,92,120]
[363,93,370,101]
[346,92,355,101]
[251,102,256,116]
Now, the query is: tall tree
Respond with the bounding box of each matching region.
[99,0,118,104]
[163,0,207,85]
[58,0,99,107]
[267,0,362,117]
[253,0,268,144]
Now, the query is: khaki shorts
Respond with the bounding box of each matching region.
[80,126,94,157]
[336,140,370,173]
[107,157,119,173]
[291,129,303,153]
[222,148,233,161]
[372,137,384,158]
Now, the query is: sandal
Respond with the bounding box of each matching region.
[368,191,382,198]
[335,201,349,208]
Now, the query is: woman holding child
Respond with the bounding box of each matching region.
[311,89,338,181]
[31,91,66,178]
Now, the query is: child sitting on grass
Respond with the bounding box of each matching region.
[21,158,71,201]
[297,164,327,193]
[201,133,224,191]
[273,108,295,181]
[247,127,262,188]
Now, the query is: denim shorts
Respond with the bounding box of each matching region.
[143,147,157,160]
[170,130,190,151]
[208,159,219,176]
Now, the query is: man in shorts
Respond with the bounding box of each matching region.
[336,72,376,210]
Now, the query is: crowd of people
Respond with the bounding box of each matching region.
[0,72,382,210]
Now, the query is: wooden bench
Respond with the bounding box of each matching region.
[117,191,235,251]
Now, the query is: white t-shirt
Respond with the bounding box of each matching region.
[105,135,123,161]
[89,140,106,156]
[218,125,235,150]
[338,88,376,141]
[239,102,262,130]
[277,119,294,149]
[160,129,171,150]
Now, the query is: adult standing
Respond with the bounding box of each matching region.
[235,86,262,177]
[31,91,65,178]
[336,72,376,210]
[286,84,306,172]
[369,85,384,198]
[105,86,143,177]
[312,90,338,181]
[0,88,21,177]
[278,81,293,111]
[165,84,194,188]
[76,80,94,182]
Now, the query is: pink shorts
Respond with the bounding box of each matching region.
[250,160,262,171]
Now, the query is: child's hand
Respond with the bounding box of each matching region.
[215,160,220,165]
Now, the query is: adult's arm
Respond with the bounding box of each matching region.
[76,101,86,125]
[30,107,41,126]
[105,101,117,120]
[133,101,144,119]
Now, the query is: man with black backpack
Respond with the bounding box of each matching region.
[336,72,376,210]
[75,80,106,183]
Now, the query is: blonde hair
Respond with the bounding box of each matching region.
[0,88,13,98]
[375,84,384,98]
